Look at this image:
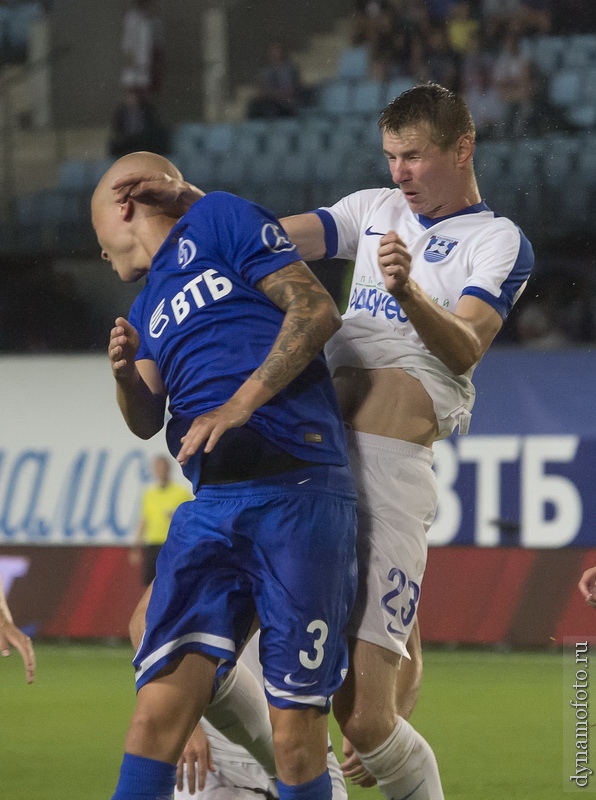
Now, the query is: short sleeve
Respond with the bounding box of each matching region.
[127,293,152,361]
[461,222,534,320]
[315,189,386,260]
[200,192,301,286]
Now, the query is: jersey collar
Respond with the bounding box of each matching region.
[416,201,490,229]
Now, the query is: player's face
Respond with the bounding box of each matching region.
[382,124,462,218]
[92,203,148,283]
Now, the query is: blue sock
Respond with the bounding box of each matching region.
[110,752,177,800]
[277,771,332,800]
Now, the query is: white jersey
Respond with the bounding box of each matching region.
[316,188,533,438]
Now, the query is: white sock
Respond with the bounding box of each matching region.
[355,718,444,800]
[204,661,276,776]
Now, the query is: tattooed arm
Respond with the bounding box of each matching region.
[176,261,341,463]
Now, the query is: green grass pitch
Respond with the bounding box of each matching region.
[0,644,562,799]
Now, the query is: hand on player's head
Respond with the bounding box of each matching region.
[111,171,204,217]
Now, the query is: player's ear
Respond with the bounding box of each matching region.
[456,134,475,167]
[119,198,135,222]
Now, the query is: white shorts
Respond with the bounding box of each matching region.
[346,430,437,658]
[175,742,347,800]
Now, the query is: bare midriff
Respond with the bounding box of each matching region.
[333,366,438,448]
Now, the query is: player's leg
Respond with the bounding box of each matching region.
[112,497,256,800]
[269,706,329,784]
[338,432,443,799]
[249,464,358,800]
[112,652,218,800]
[333,636,442,800]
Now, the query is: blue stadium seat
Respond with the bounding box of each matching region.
[562,34,596,69]
[242,152,283,184]
[319,80,353,115]
[58,160,88,190]
[172,123,209,158]
[549,69,582,107]
[294,118,332,155]
[204,123,234,154]
[235,120,269,156]
[336,46,369,79]
[263,119,300,155]
[277,152,312,184]
[353,79,384,115]
[568,104,596,129]
[528,35,566,76]
[5,2,42,58]
[542,135,580,187]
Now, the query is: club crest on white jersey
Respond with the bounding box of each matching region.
[178,237,197,269]
[261,223,295,254]
[424,234,459,263]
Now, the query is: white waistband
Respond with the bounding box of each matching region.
[346,428,434,466]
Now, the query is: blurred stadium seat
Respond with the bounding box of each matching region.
[336,45,369,79]
[353,79,384,115]
[319,80,353,115]
[549,68,582,107]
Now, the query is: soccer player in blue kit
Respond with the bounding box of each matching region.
[112,84,534,800]
[91,151,358,800]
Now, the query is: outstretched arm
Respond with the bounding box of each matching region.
[0,577,35,684]
[110,172,328,261]
[176,260,341,463]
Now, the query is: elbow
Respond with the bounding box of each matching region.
[129,419,164,440]
[326,301,342,335]
[449,348,482,375]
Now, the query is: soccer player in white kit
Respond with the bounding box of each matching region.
[112,83,534,799]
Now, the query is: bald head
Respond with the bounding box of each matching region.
[92,151,183,215]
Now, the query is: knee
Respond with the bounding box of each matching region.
[334,700,396,754]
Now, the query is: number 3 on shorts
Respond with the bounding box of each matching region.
[299,620,329,669]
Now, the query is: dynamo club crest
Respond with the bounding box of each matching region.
[424,234,459,263]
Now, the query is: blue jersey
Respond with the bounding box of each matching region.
[128,192,348,484]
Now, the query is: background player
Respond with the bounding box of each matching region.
[110,83,534,800]
[0,575,35,684]
[93,151,358,800]
[129,454,192,586]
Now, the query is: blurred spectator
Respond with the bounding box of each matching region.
[108,89,169,158]
[417,26,458,90]
[121,0,165,100]
[446,1,480,59]
[352,0,392,45]
[465,62,506,137]
[423,0,454,27]
[516,0,551,35]
[247,41,305,118]
[492,26,534,138]
[361,1,426,80]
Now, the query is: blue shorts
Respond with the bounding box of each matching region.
[133,463,358,711]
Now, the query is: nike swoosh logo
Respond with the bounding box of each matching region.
[283,673,318,688]
[365,226,385,236]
